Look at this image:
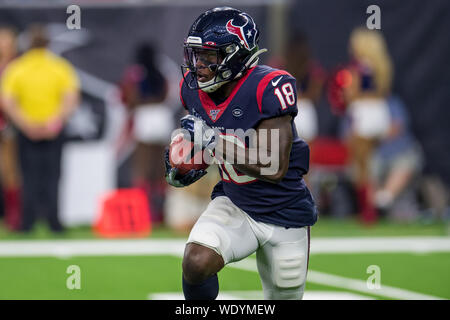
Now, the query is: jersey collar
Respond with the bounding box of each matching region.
[198,67,256,122]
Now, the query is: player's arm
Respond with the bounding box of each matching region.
[213,114,292,184]
[215,73,297,184]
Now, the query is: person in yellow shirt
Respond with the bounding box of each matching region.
[0,25,80,232]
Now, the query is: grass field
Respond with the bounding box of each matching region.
[1,216,449,239]
[0,217,449,300]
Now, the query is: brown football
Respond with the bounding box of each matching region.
[169,133,209,175]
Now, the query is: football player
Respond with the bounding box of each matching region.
[165,7,318,300]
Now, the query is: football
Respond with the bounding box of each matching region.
[169,133,209,175]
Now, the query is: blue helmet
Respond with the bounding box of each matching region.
[182,7,267,93]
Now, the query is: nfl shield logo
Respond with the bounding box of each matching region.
[209,109,220,121]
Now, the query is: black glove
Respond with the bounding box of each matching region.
[164,148,207,187]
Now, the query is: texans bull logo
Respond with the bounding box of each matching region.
[225,13,257,50]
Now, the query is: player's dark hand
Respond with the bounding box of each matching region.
[180,114,217,150]
[164,148,207,187]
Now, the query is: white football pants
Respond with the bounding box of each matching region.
[187,196,310,300]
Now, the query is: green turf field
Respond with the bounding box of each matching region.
[1,216,448,239]
[0,253,448,300]
[0,255,260,300]
[0,217,449,300]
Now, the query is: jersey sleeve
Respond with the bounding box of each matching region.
[257,71,298,120]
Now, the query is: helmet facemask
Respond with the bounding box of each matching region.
[182,39,267,93]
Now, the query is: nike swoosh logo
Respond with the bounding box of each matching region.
[271,76,283,87]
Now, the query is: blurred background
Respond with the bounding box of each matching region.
[0,0,449,300]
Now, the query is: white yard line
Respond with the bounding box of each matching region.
[0,239,186,258]
[310,237,450,254]
[228,259,445,300]
[0,237,449,257]
[0,237,447,300]
[307,270,445,300]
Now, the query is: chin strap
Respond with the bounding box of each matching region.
[198,76,227,93]
[248,48,268,68]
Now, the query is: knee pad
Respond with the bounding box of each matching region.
[272,241,307,289]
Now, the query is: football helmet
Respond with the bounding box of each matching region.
[182,7,267,93]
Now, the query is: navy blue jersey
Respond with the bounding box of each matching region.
[180,65,317,228]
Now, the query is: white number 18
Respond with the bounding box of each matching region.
[274,83,295,110]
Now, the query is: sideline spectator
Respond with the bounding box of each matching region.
[372,95,423,221]
[0,25,80,232]
[0,26,21,230]
[342,27,393,223]
[119,43,173,227]
[284,32,326,143]
[165,165,220,235]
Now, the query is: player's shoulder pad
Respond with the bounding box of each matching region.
[256,66,297,116]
